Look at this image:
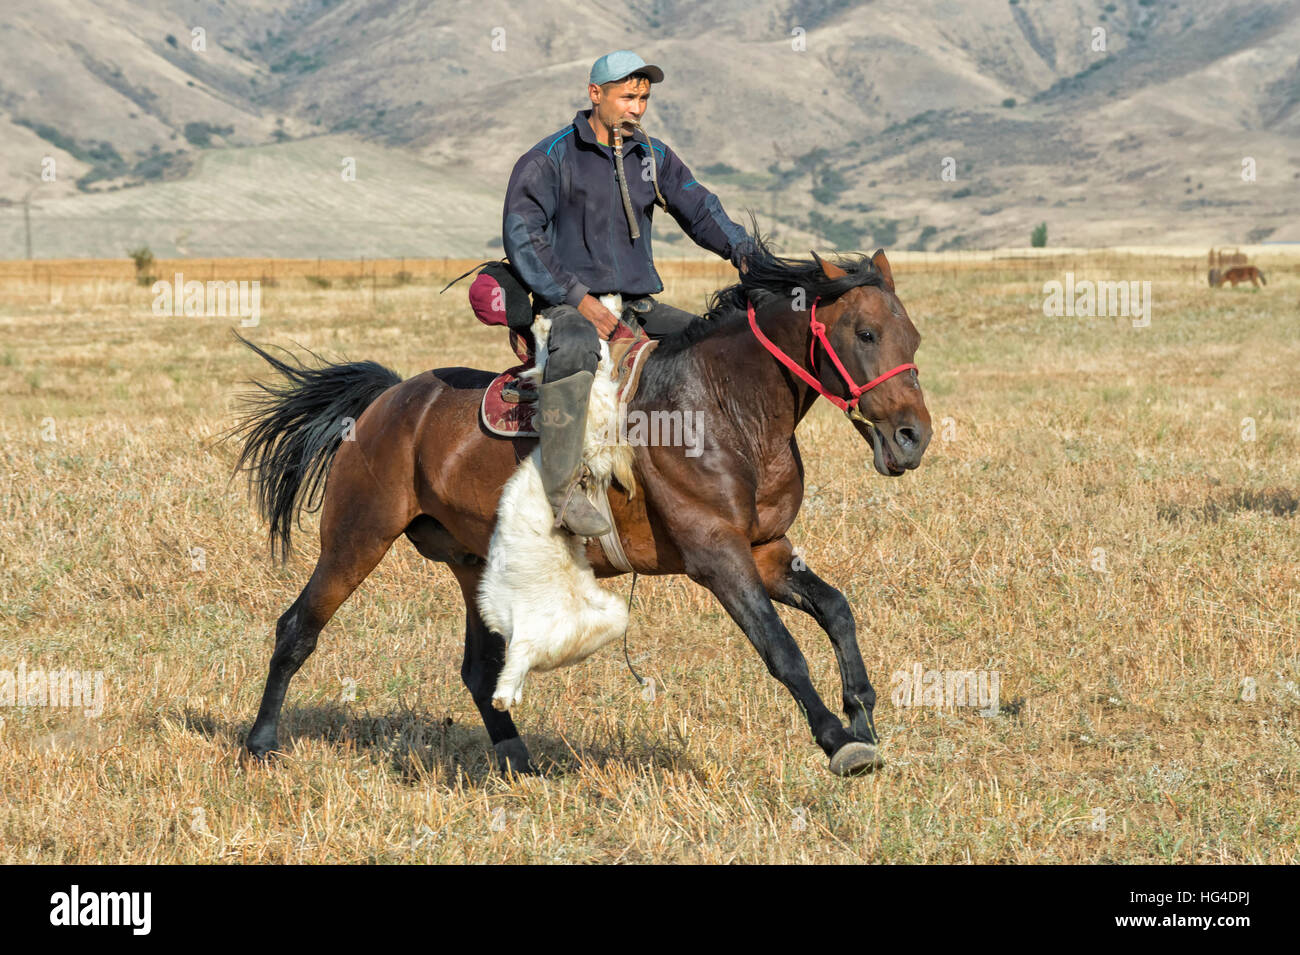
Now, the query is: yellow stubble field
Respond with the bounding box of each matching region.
[0,253,1296,862]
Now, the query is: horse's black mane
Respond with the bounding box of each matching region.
[652,230,887,357]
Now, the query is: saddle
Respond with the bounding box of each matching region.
[480,326,659,438]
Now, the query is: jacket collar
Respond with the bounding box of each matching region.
[573,109,648,154]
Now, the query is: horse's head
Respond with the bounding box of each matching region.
[813,250,931,476]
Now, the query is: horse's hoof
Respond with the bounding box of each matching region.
[245,734,282,761]
[494,738,539,777]
[829,741,883,776]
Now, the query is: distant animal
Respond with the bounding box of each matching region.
[1209,266,1266,287]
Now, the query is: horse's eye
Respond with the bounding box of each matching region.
[857,329,876,344]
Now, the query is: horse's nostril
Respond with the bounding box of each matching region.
[895,425,920,451]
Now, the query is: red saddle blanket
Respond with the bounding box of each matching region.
[480,334,659,438]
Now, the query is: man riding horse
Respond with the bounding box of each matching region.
[235,53,932,777]
[502,50,754,538]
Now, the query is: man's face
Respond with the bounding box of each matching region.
[589,76,651,135]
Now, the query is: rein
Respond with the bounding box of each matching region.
[746,297,917,427]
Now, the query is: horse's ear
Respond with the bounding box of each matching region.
[810,250,848,280]
[871,248,895,292]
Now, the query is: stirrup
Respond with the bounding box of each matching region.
[551,467,608,537]
[552,467,590,531]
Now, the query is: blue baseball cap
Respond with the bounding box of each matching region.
[589,50,664,86]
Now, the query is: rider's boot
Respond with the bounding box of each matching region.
[537,369,612,538]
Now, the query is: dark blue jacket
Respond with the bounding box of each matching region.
[503,109,753,307]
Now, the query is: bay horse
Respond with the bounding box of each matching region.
[1209,266,1266,287]
[229,238,931,777]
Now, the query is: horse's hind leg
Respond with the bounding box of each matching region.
[246,497,409,758]
[448,564,537,775]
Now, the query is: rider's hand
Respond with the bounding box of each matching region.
[577,295,621,339]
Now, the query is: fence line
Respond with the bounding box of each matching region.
[1,251,1296,292]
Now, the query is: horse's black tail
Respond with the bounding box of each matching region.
[1258,270,1267,285]
[225,332,403,562]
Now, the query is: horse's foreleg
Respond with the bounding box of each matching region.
[449,564,537,776]
[689,537,880,775]
[753,538,880,746]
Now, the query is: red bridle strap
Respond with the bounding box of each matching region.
[746,297,917,414]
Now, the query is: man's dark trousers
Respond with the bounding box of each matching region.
[541,296,695,383]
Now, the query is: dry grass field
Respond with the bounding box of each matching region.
[0,254,1296,863]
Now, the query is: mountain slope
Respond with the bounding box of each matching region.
[1,0,1297,256]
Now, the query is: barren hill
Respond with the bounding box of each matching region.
[2,0,1297,257]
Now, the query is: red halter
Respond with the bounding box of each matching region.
[746,297,918,416]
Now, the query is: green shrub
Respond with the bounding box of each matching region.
[811,166,852,204]
[808,211,863,250]
[128,245,155,284]
[909,225,939,251]
[182,122,234,147]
